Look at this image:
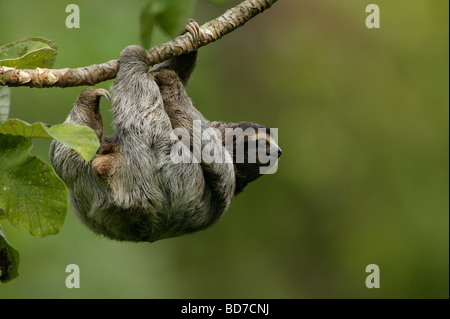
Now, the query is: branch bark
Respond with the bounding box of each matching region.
[0,0,278,88]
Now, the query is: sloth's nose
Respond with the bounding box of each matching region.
[277,148,282,158]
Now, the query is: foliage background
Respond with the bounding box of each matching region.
[0,0,448,298]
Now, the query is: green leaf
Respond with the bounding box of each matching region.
[0,37,58,69]
[140,0,197,48]
[0,134,67,236]
[0,119,100,162]
[0,87,10,124]
[0,224,20,283]
[47,123,101,162]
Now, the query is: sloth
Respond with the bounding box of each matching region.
[49,20,281,243]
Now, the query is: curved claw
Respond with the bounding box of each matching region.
[185,19,201,43]
[96,88,111,101]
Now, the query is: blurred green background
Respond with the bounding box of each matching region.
[0,0,448,298]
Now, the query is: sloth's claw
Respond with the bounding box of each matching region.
[96,88,111,101]
[185,19,201,43]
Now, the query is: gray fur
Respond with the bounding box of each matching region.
[50,45,234,242]
[50,42,280,243]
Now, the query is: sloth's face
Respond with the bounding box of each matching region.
[228,124,282,194]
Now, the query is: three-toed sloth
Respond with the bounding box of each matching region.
[50,21,281,243]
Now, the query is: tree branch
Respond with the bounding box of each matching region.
[0,0,278,88]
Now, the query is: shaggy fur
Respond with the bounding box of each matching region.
[50,23,280,242]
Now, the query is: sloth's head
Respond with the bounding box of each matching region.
[212,121,282,195]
